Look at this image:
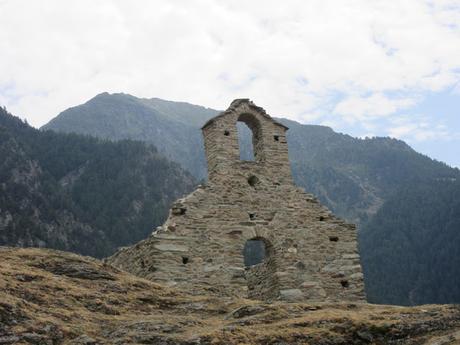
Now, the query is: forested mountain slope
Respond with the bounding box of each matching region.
[0,107,195,257]
[282,119,457,224]
[43,93,217,179]
[360,179,460,305]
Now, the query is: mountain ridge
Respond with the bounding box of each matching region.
[36,93,460,305]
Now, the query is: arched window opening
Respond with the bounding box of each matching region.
[243,237,279,300]
[243,239,266,267]
[237,113,262,161]
[237,121,254,161]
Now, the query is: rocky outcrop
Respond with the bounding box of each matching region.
[1,247,460,344]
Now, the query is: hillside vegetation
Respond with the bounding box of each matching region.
[43,93,217,179]
[0,107,195,257]
[360,179,460,305]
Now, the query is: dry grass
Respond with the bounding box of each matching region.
[0,247,459,344]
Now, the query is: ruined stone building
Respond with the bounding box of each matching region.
[108,99,365,302]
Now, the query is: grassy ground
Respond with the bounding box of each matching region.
[1,247,459,344]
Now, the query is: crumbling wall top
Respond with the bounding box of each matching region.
[201,99,289,130]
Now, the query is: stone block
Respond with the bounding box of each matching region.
[280,289,304,301]
[153,244,189,252]
[204,264,222,272]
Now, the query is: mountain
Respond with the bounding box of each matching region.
[41,93,460,305]
[2,247,460,344]
[0,107,196,257]
[282,119,457,224]
[43,93,458,224]
[43,93,218,179]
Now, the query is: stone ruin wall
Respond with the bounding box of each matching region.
[108,99,366,302]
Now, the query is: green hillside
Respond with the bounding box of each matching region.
[43,93,217,179]
[360,179,460,305]
[282,118,456,224]
[0,107,196,257]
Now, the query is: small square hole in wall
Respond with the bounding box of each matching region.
[319,216,325,221]
[274,135,279,142]
[182,257,189,265]
[172,207,187,216]
[224,130,230,136]
[329,236,339,242]
[340,280,349,288]
[247,175,259,187]
[249,213,256,220]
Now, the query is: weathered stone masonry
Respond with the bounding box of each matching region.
[108,99,366,302]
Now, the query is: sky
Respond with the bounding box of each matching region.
[0,0,459,167]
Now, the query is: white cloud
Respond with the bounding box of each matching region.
[388,116,454,142]
[0,0,459,128]
[333,93,417,123]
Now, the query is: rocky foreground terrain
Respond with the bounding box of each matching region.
[1,247,460,345]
